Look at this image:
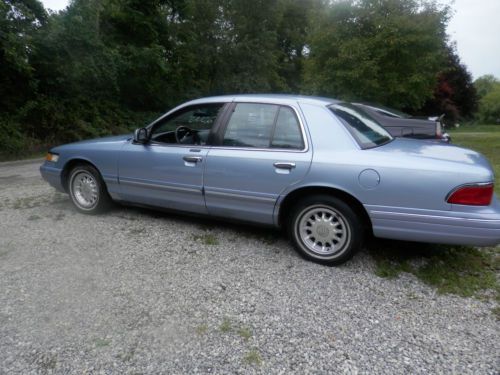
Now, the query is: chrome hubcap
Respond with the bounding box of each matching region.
[71,171,98,209]
[297,206,349,256]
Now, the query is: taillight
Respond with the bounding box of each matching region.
[446,184,494,206]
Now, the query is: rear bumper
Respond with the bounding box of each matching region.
[366,200,500,247]
[40,163,65,192]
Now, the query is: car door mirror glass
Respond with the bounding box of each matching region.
[134,127,149,144]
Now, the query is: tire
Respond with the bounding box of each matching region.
[68,164,112,214]
[288,195,364,266]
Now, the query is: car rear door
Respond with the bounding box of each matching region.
[203,102,312,225]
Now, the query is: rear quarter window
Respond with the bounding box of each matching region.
[329,103,393,149]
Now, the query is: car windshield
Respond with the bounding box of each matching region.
[329,103,393,149]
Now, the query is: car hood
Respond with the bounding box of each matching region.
[51,134,132,152]
[67,134,132,146]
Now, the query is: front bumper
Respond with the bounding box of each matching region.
[40,162,65,192]
[366,199,500,247]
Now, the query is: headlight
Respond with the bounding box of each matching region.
[45,152,59,163]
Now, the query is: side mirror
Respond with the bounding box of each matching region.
[133,127,149,144]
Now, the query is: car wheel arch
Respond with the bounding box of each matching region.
[61,158,103,192]
[277,186,373,235]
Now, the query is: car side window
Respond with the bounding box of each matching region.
[222,103,304,149]
[150,103,224,145]
[223,103,278,148]
[271,107,304,150]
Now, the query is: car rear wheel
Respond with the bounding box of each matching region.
[289,195,363,265]
[68,164,111,214]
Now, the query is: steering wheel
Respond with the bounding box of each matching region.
[175,125,195,144]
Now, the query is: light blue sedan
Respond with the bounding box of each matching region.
[40,95,500,265]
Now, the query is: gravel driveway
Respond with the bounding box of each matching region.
[0,159,498,374]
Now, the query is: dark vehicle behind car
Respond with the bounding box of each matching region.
[353,103,450,143]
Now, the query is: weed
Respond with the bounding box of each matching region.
[371,241,499,300]
[196,324,208,335]
[11,196,47,209]
[492,306,500,321]
[219,317,232,333]
[94,338,111,348]
[129,227,144,235]
[34,352,57,371]
[237,327,252,341]
[193,233,219,246]
[53,212,65,221]
[244,348,262,366]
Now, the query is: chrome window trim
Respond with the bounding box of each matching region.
[213,102,310,153]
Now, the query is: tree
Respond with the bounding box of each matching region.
[0,0,47,112]
[477,85,500,124]
[420,45,478,122]
[475,76,500,124]
[474,74,499,98]
[275,0,319,93]
[303,0,450,110]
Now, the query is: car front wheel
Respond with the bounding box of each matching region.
[289,195,363,265]
[68,164,111,214]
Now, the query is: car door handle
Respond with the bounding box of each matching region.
[183,156,203,163]
[273,162,296,170]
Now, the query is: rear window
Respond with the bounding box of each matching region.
[329,103,393,149]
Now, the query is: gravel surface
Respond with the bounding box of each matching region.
[0,159,498,374]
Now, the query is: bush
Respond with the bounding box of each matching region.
[477,85,500,124]
[16,97,160,145]
[0,118,27,157]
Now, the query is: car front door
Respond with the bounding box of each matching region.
[203,102,312,224]
[118,102,226,214]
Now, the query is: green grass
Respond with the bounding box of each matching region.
[237,327,252,341]
[446,124,499,133]
[450,126,500,194]
[243,348,262,366]
[93,338,111,348]
[373,126,500,308]
[193,233,219,246]
[195,324,208,335]
[371,242,499,298]
[219,317,232,333]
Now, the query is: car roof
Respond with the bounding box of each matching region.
[184,94,340,107]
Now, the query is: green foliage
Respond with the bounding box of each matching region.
[0,0,47,112]
[474,74,500,98]
[477,85,500,124]
[0,118,27,156]
[304,0,450,110]
[474,77,500,124]
[0,0,482,157]
[419,45,478,123]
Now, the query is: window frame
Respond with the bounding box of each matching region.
[146,102,229,148]
[214,102,308,152]
[328,103,393,150]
